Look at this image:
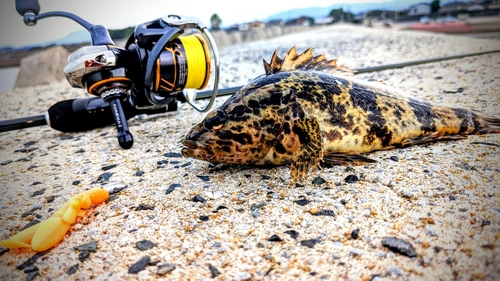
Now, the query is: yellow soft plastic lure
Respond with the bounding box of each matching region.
[0,187,109,252]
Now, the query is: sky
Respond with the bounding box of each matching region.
[0,0,392,48]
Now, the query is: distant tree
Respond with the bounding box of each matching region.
[210,14,222,31]
[430,0,440,15]
[329,8,344,22]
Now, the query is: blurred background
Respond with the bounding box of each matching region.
[0,0,499,92]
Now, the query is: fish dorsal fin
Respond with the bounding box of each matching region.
[263,46,353,75]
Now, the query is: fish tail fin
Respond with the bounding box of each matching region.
[475,111,500,134]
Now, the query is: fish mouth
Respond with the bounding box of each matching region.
[181,139,214,161]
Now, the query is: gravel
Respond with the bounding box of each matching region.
[0,24,499,280]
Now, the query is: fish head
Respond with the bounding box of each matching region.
[182,80,290,165]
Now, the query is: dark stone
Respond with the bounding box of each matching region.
[17,251,50,270]
[294,199,310,206]
[344,174,359,183]
[351,228,360,240]
[157,160,169,165]
[268,234,283,242]
[433,246,442,253]
[449,195,456,200]
[0,246,9,255]
[340,199,347,205]
[93,172,114,183]
[314,210,335,217]
[135,204,154,211]
[193,194,206,203]
[67,263,79,275]
[208,264,221,278]
[101,164,118,171]
[197,175,210,182]
[166,183,181,195]
[21,220,41,231]
[135,171,145,176]
[300,239,319,248]
[164,152,182,158]
[31,188,46,197]
[23,265,38,273]
[78,251,90,262]
[389,156,399,162]
[75,148,85,153]
[199,215,209,221]
[284,230,299,239]
[136,240,156,251]
[24,141,37,147]
[312,177,326,185]
[72,180,80,185]
[261,174,271,180]
[482,220,491,226]
[1,160,12,165]
[381,237,417,258]
[32,181,42,185]
[250,202,266,212]
[74,241,98,252]
[128,255,151,274]
[214,205,228,212]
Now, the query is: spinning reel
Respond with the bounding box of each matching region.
[15,0,219,149]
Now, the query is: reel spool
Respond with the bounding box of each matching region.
[126,15,219,112]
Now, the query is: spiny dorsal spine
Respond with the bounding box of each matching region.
[262,46,352,75]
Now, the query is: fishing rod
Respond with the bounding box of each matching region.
[1,48,499,136]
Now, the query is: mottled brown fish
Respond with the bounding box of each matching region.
[181,46,500,182]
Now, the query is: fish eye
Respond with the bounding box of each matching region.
[204,109,227,130]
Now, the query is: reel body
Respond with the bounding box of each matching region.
[59,15,219,148]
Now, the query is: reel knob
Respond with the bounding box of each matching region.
[101,88,134,149]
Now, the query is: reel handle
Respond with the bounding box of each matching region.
[101,88,134,149]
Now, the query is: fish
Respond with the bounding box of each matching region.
[181,46,500,182]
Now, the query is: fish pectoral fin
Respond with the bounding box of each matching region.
[322,153,376,165]
[288,118,323,182]
[401,132,467,147]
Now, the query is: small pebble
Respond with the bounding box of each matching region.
[74,241,98,252]
[389,155,399,161]
[136,240,156,251]
[31,188,45,197]
[101,164,117,171]
[344,174,359,183]
[381,237,417,258]
[294,199,310,206]
[481,220,491,226]
[78,251,90,262]
[166,183,181,195]
[268,234,283,242]
[208,264,221,278]
[284,230,299,239]
[449,195,456,200]
[300,239,319,248]
[1,159,12,165]
[67,264,79,275]
[157,263,176,275]
[93,172,114,183]
[128,256,151,274]
[312,176,326,185]
[199,215,209,221]
[193,194,206,203]
[260,174,271,180]
[197,175,210,182]
[72,180,80,185]
[314,210,335,217]
[135,171,145,176]
[164,152,182,158]
[351,228,360,239]
[135,204,154,211]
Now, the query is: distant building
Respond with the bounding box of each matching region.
[439,2,468,13]
[315,16,334,25]
[266,19,284,27]
[407,3,431,16]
